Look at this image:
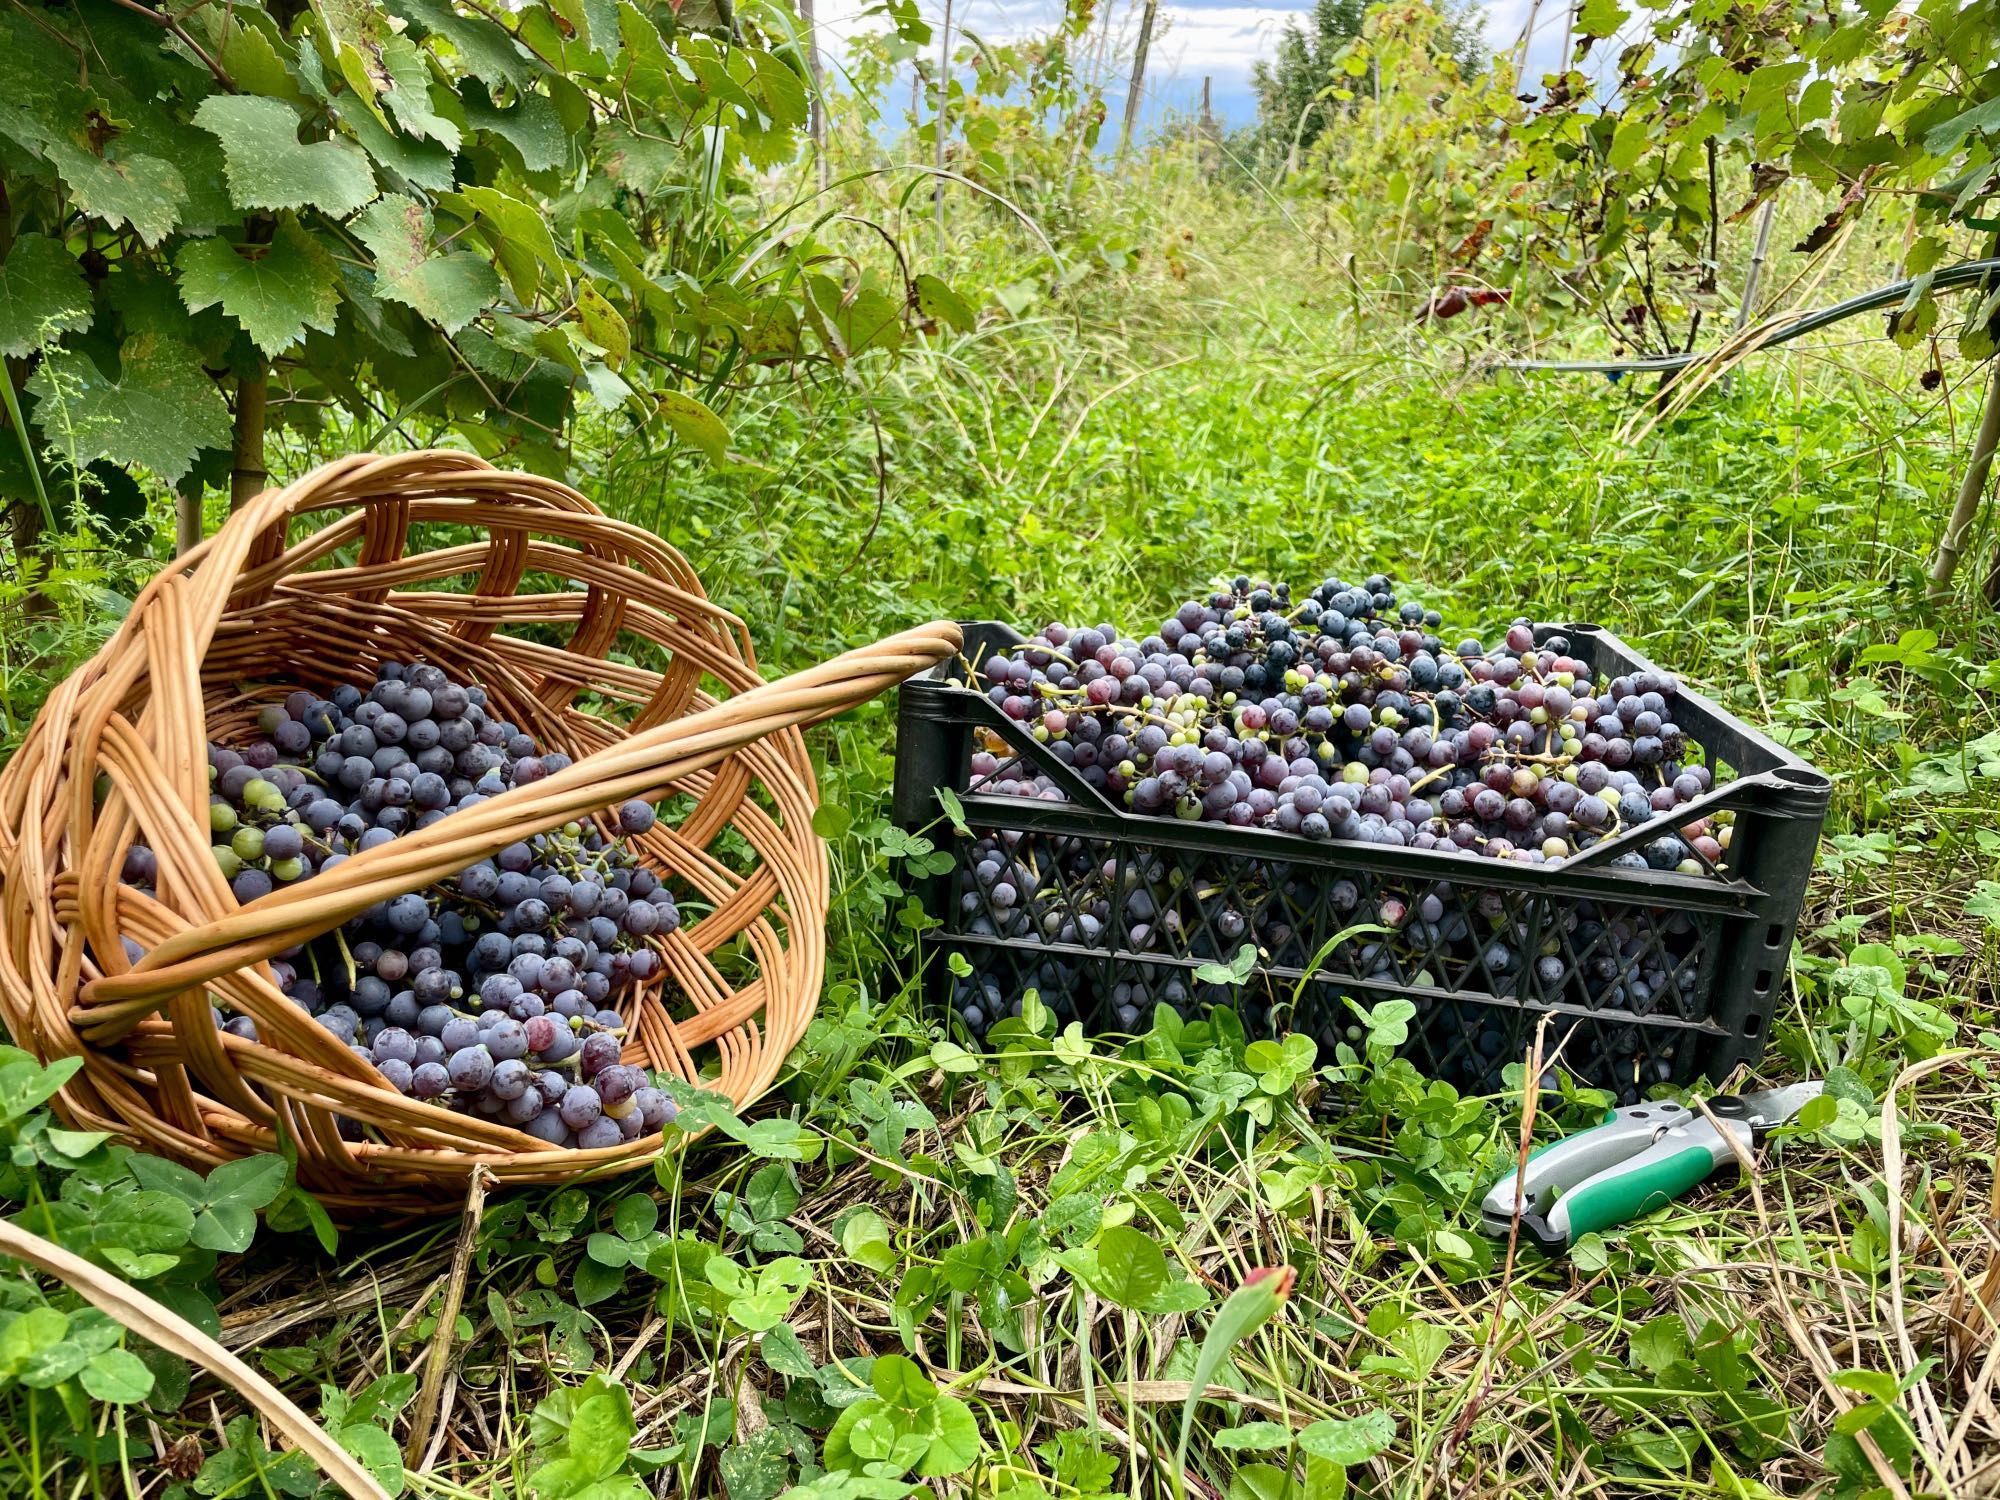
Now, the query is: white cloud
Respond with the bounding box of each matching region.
[803,0,1572,128]
[1148,5,1310,83]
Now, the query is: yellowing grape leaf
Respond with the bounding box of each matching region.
[651,390,728,461]
[576,281,629,367]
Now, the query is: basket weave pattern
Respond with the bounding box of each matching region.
[0,451,958,1211]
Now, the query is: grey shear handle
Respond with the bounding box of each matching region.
[1480,1103,1680,1233]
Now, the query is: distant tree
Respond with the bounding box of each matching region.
[1249,0,1485,171]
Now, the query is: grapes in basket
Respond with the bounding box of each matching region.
[118,661,682,1149]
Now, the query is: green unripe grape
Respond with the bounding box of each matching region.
[231,826,265,861]
[1342,761,1369,784]
[1119,759,1137,779]
[1221,692,1236,706]
[212,845,242,878]
[270,856,307,882]
[210,801,239,834]
[244,779,284,812]
[1316,741,1337,760]
[256,705,288,735]
[1597,788,1621,807]
[1529,707,1548,725]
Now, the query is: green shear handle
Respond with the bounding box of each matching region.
[1479,1083,1821,1254]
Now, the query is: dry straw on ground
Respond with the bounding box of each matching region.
[0,450,959,1214]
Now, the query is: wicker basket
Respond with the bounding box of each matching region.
[0,451,959,1213]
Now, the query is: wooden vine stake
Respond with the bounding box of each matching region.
[1929,358,2000,593]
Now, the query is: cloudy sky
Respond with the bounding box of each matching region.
[811,0,1573,134]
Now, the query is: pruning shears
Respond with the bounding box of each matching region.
[1479,1081,1822,1255]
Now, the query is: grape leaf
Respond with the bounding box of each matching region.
[748,49,809,130]
[551,0,623,68]
[391,0,536,88]
[0,16,74,152]
[176,223,343,356]
[337,97,458,193]
[455,186,565,299]
[0,234,92,358]
[39,133,188,248]
[352,194,499,333]
[1576,0,1628,38]
[462,81,568,172]
[319,0,394,118]
[192,96,378,218]
[26,335,232,485]
[380,32,463,150]
[1926,96,2000,157]
[218,21,308,104]
[804,274,902,359]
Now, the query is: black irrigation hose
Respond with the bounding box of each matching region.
[1495,257,2000,376]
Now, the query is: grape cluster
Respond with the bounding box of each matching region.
[971,575,1728,871]
[118,661,681,1149]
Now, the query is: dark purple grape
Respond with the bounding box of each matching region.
[558,1086,602,1129]
[447,1047,494,1091]
[576,1117,622,1149]
[578,1031,620,1078]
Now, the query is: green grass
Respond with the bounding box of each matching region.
[5,173,2000,1500]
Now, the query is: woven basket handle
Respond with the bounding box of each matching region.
[79,622,961,1020]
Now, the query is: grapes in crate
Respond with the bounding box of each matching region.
[118,661,681,1149]
[971,574,1727,871]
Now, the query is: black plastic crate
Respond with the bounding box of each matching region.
[891,622,1831,1102]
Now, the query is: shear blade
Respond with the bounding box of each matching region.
[1727,1080,1823,1131]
